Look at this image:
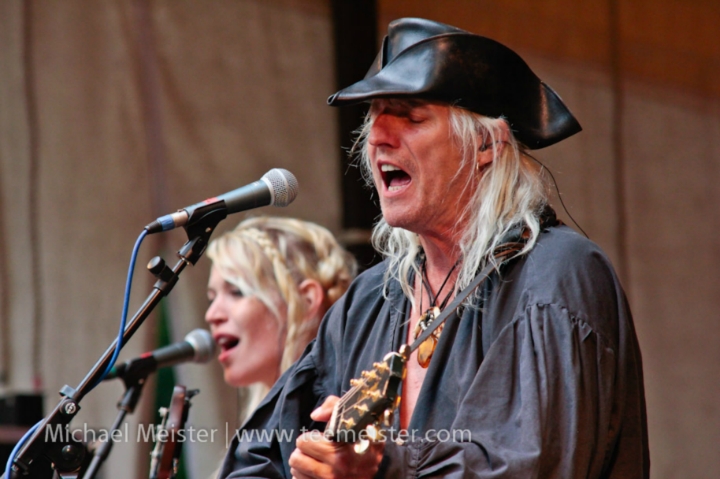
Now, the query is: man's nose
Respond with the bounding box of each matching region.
[368,114,399,148]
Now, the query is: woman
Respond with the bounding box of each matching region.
[204,216,357,413]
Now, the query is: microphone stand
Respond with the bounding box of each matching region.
[80,364,154,479]
[4,207,227,479]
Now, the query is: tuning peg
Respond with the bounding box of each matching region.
[350,378,362,387]
[372,361,389,372]
[354,438,370,455]
[366,424,381,441]
[382,409,394,427]
[354,424,381,455]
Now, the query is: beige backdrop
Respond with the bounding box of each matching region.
[0,0,339,477]
[1,1,718,478]
[379,2,720,478]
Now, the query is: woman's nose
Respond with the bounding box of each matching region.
[205,299,226,325]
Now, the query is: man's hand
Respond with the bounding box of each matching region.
[289,395,384,479]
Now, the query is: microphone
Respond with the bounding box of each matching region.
[104,329,216,380]
[145,168,299,234]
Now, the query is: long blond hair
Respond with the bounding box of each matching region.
[206,216,357,411]
[355,101,549,304]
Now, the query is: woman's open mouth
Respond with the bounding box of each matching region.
[380,164,411,192]
[215,334,240,361]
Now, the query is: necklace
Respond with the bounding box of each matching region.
[413,258,459,368]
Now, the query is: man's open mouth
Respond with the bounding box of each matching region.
[380,164,411,191]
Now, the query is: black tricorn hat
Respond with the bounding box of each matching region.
[327,18,581,149]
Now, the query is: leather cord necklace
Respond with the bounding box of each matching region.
[413,258,459,368]
[407,242,524,364]
[406,209,557,364]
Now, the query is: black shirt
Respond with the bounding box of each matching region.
[220,225,649,478]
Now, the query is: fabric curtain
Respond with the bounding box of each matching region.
[0,1,338,477]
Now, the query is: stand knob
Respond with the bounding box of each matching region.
[148,257,173,282]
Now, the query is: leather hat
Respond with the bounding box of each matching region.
[327,18,581,149]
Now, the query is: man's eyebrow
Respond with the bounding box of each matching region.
[388,99,426,108]
[374,99,428,114]
[405,99,427,107]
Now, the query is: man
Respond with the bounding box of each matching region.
[219,17,649,478]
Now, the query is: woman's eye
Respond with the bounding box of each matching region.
[408,115,425,124]
[230,289,244,298]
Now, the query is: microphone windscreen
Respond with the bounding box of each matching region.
[184,329,216,363]
[263,168,299,207]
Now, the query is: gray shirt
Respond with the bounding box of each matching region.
[220,225,649,478]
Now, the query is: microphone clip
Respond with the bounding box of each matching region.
[113,356,159,387]
[177,203,228,265]
[144,197,228,236]
[182,200,227,236]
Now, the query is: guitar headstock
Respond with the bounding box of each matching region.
[325,346,408,447]
[149,385,199,479]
